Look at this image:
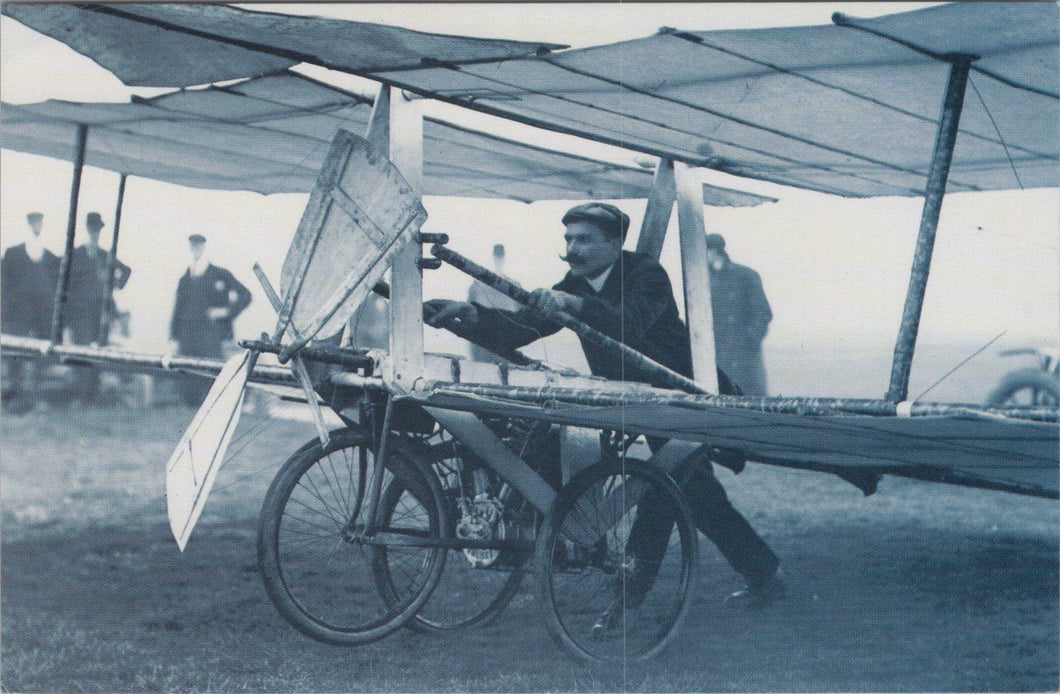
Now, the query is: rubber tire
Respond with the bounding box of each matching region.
[537,458,698,663]
[987,368,1059,407]
[258,426,446,646]
[375,458,528,633]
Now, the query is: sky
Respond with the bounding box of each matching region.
[1,3,1057,396]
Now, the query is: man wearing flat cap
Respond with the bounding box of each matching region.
[705,233,772,396]
[170,234,251,406]
[1,212,60,411]
[425,202,782,622]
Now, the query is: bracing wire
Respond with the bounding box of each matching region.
[913,330,1007,403]
[968,75,1024,191]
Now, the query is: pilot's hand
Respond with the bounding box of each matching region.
[207,307,230,321]
[424,299,478,328]
[528,289,582,315]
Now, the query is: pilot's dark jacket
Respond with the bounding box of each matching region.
[465,249,778,588]
[469,250,695,388]
[170,263,251,356]
[66,245,131,344]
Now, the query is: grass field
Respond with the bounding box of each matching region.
[2,389,1056,692]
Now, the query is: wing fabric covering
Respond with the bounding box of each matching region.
[372,2,1058,197]
[0,3,563,88]
[2,72,773,203]
[419,390,1059,497]
[277,130,427,346]
[7,3,1055,196]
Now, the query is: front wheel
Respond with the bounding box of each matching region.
[537,458,698,663]
[258,427,446,646]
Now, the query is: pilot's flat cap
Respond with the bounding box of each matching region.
[26,212,43,222]
[86,212,105,228]
[188,233,207,245]
[705,233,726,250]
[561,202,631,241]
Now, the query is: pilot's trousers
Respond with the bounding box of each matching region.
[626,451,779,599]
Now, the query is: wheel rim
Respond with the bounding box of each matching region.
[378,444,530,631]
[268,436,442,639]
[542,463,696,662]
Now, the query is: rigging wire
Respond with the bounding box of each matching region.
[913,330,1007,403]
[423,63,906,197]
[967,75,1025,191]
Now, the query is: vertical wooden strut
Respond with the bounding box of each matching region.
[675,162,719,392]
[50,123,88,344]
[98,173,127,345]
[635,158,676,261]
[887,55,975,402]
[387,88,425,391]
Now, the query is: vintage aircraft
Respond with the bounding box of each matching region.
[1,2,1056,663]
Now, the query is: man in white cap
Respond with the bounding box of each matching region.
[169,234,251,406]
[1,212,60,411]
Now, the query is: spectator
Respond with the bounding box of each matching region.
[170,234,251,406]
[466,244,521,362]
[1,212,60,411]
[704,233,772,396]
[66,212,131,402]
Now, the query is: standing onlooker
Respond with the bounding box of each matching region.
[67,212,131,346]
[170,234,251,406]
[704,233,772,396]
[66,212,131,402]
[466,244,521,362]
[1,212,60,411]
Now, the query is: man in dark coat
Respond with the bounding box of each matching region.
[425,202,782,622]
[705,233,772,396]
[67,212,131,346]
[65,212,131,402]
[2,212,60,409]
[170,234,251,406]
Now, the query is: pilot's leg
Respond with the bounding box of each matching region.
[623,445,779,605]
[681,459,779,585]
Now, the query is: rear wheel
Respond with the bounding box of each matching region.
[375,441,531,632]
[538,458,697,663]
[258,427,446,646]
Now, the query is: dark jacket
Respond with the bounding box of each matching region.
[469,250,695,389]
[170,264,251,349]
[66,245,131,339]
[1,243,61,337]
[708,260,771,396]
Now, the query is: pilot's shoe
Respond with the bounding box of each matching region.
[724,568,786,609]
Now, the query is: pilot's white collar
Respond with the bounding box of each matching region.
[585,264,612,293]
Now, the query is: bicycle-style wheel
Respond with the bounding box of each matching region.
[375,441,531,632]
[537,458,697,663]
[987,368,1060,407]
[258,426,446,646]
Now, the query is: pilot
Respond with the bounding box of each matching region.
[425,202,784,624]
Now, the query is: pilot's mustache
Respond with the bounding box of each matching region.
[560,254,584,263]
